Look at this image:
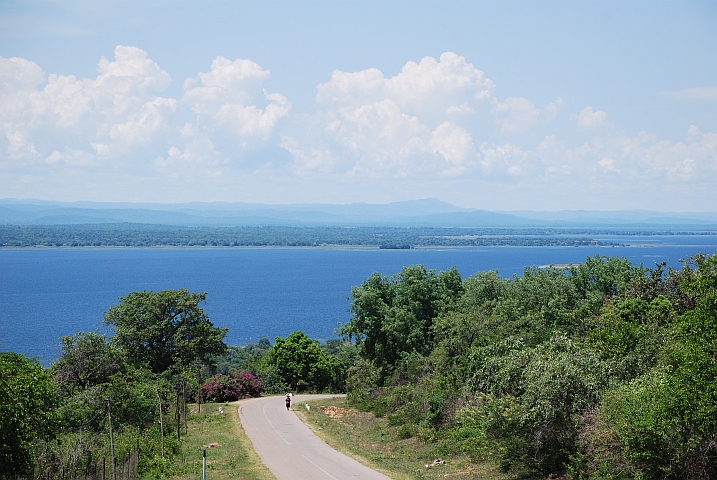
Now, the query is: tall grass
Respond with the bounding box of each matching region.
[296,397,512,480]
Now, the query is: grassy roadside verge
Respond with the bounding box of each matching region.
[168,401,274,480]
[294,397,511,480]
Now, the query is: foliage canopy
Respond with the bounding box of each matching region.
[264,331,344,393]
[343,254,717,478]
[0,353,59,477]
[103,288,228,373]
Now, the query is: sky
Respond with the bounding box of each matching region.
[0,1,716,211]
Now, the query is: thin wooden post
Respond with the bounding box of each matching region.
[183,380,187,435]
[176,371,181,442]
[197,365,202,413]
[106,398,117,480]
[157,391,164,458]
[135,440,140,479]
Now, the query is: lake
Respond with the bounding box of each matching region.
[2,236,717,365]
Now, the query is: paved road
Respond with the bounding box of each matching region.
[239,395,391,480]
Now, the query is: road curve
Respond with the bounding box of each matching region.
[239,394,391,480]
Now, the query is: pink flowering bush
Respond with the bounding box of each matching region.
[199,370,262,402]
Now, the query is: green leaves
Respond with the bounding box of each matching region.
[599,369,677,477]
[344,255,715,477]
[52,331,126,395]
[265,331,344,392]
[0,353,59,477]
[466,334,611,474]
[568,255,641,298]
[342,265,463,381]
[103,289,228,373]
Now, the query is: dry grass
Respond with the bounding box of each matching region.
[295,397,511,480]
[168,401,274,480]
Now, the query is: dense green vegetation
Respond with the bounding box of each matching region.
[0,289,237,479]
[103,289,228,374]
[4,253,717,479]
[0,289,349,479]
[0,224,639,248]
[0,353,59,477]
[339,254,717,478]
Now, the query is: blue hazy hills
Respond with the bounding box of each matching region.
[1,198,716,228]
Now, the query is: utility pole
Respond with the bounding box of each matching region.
[183,380,188,435]
[197,364,202,413]
[106,398,117,480]
[157,391,164,458]
[176,371,181,442]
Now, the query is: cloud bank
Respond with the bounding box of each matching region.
[1,47,716,209]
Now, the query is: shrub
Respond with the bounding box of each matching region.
[397,423,418,439]
[265,331,345,393]
[464,334,612,475]
[199,371,262,402]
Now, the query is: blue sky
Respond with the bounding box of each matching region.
[1,1,716,210]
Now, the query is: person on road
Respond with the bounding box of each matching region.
[285,394,291,411]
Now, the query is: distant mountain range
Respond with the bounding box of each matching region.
[1,198,716,228]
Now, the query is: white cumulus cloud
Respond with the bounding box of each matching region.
[0,49,294,194]
[174,56,291,165]
[574,106,609,129]
[288,52,495,178]
[429,122,476,176]
[2,48,717,208]
[0,46,176,165]
[561,125,717,184]
[286,53,573,181]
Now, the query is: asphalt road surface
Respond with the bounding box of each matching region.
[239,394,391,479]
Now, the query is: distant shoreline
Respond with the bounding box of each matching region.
[4,224,717,250]
[7,243,716,251]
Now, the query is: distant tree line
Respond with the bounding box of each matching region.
[0,224,633,248]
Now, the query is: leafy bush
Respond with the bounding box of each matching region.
[596,369,676,478]
[397,423,418,439]
[264,331,345,393]
[341,265,463,382]
[199,371,262,402]
[465,334,612,474]
[0,353,59,477]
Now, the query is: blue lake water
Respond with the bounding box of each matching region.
[2,236,717,365]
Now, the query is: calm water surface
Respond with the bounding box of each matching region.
[2,238,717,364]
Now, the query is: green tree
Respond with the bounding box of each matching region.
[52,331,126,396]
[568,255,641,298]
[103,289,228,373]
[341,265,463,381]
[493,266,583,343]
[211,338,271,375]
[585,254,717,479]
[265,331,343,392]
[466,334,611,475]
[585,295,674,379]
[665,253,717,477]
[0,353,59,477]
